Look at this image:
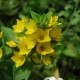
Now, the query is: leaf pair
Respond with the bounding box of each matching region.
[31,11,53,28]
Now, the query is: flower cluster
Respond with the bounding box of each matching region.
[6,14,62,67]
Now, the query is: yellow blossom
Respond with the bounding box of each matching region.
[48,16,61,27]
[26,33,37,44]
[18,36,36,55]
[0,31,3,39]
[32,53,41,64]
[25,19,37,34]
[19,49,31,55]
[49,28,62,41]
[36,42,54,55]
[0,48,2,59]
[12,18,27,33]
[37,28,51,43]
[6,40,17,47]
[18,36,36,49]
[41,55,51,65]
[11,54,25,67]
[16,36,26,42]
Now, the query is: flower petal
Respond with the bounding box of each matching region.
[11,54,25,67]
[37,28,51,43]
[36,42,54,55]
[41,55,51,65]
[50,28,62,41]
[6,40,17,47]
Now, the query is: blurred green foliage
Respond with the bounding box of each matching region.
[0,0,80,80]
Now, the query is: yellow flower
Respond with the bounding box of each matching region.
[11,54,26,67]
[18,36,36,55]
[37,28,51,43]
[16,36,26,42]
[0,48,2,59]
[25,19,37,34]
[6,40,17,47]
[0,31,3,39]
[41,55,51,65]
[12,18,27,33]
[19,49,31,55]
[26,33,37,44]
[19,36,36,49]
[32,53,41,64]
[49,28,62,41]
[36,42,54,55]
[48,16,61,27]
[32,52,56,65]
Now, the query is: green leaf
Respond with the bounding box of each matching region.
[65,4,73,10]
[63,43,79,58]
[70,17,80,25]
[0,0,19,15]
[1,26,19,43]
[46,11,53,20]
[3,45,12,55]
[15,68,31,80]
[1,26,15,40]
[30,11,40,22]
[13,61,32,80]
[74,0,79,4]
[40,14,47,26]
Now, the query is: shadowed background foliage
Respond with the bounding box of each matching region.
[0,0,80,80]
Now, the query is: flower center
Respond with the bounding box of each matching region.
[40,45,45,51]
[39,35,44,40]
